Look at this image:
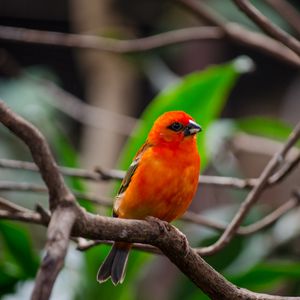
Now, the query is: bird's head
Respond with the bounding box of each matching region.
[148,111,202,146]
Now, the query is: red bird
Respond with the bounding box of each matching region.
[97,111,201,285]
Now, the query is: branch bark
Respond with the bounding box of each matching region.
[195,121,300,255]
[0,25,222,53]
[177,0,300,66]
[233,0,300,57]
[265,0,300,36]
[0,100,79,300]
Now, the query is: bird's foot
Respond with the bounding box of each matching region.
[145,216,190,256]
[145,216,172,234]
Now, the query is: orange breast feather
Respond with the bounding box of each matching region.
[116,141,200,222]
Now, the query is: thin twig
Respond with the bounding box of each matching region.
[0,101,74,210]
[0,158,125,181]
[196,121,300,255]
[1,145,299,189]
[265,0,300,36]
[0,181,113,207]
[0,195,31,212]
[0,188,297,241]
[0,209,46,225]
[0,25,222,53]
[233,0,300,57]
[237,196,299,235]
[177,0,300,66]
[182,196,300,235]
[30,76,138,136]
[0,196,50,224]
[75,238,161,254]
[0,19,299,66]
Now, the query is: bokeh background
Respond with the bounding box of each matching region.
[0,0,300,299]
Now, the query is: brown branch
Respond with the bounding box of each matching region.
[265,0,300,36]
[237,196,299,235]
[75,238,162,254]
[195,121,300,255]
[0,25,222,53]
[2,198,300,299]
[29,75,138,136]
[183,196,300,235]
[1,142,299,189]
[0,19,300,67]
[0,196,50,224]
[73,214,300,300]
[233,0,300,57]
[0,181,113,207]
[0,101,73,210]
[177,0,300,66]
[75,195,299,252]
[0,158,125,181]
[0,195,31,212]
[0,190,297,241]
[31,207,77,300]
[0,100,79,300]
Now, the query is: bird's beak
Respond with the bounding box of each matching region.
[184,120,202,136]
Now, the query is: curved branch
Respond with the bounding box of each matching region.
[177,0,300,66]
[0,100,73,210]
[73,213,300,300]
[265,0,300,36]
[0,100,79,300]
[195,121,300,255]
[0,25,222,53]
[233,0,300,57]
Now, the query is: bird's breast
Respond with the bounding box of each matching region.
[116,145,200,221]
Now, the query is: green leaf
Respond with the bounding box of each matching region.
[236,117,293,142]
[0,268,20,296]
[229,261,300,292]
[0,221,39,277]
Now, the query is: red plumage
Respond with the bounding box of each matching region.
[97,111,201,284]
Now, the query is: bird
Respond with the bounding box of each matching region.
[97,110,201,285]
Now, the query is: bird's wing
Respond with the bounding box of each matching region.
[113,141,152,217]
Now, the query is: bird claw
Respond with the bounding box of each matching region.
[145,217,189,256]
[145,216,171,234]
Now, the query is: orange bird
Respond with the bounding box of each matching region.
[97,111,201,285]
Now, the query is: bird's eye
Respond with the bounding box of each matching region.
[168,122,184,132]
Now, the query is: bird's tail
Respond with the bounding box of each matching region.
[97,242,131,285]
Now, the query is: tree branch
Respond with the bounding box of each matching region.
[195,121,300,255]
[74,195,300,252]
[182,196,300,235]
[1,141,299,189]
[177,0,300,66]
[73,213,300,300]
[0,18,300,66]
[0,181,113,207]
[265,0,300,36]
[233,0,300,57]
[0,25,222,53]
[0,100,79,300]
[0,101,73,210]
